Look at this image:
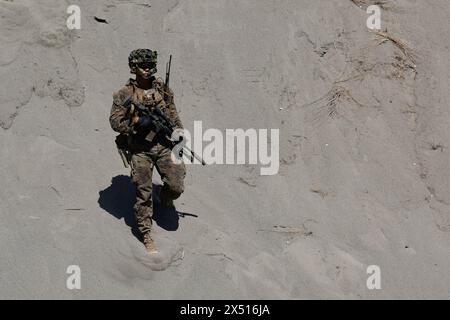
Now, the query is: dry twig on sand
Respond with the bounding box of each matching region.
[258,223,315,237]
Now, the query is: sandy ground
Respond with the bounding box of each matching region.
[0,0,449,299]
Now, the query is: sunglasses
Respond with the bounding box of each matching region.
[137,62,156,70]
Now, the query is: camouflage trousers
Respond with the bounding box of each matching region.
[130,142,186,235]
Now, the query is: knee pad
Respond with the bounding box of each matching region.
[162,184,184,200]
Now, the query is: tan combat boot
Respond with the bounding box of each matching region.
[143,232,158,253]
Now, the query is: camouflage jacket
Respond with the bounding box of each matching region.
[109,76,183,144]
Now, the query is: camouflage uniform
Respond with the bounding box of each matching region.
[110,75,186,237]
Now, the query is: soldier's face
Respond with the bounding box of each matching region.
[136,61,157,79]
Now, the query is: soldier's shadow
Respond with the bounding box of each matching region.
[98,175,180,242]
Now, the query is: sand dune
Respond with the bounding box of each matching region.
[0,0,449,299]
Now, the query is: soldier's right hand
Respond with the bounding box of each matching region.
[135,116,153,129]
[132,115,140,124]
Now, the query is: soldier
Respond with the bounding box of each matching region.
[109,49,186,253]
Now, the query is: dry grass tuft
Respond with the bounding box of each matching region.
[308,86,364,118]
[350,0,392,10]
[371,29,417,67]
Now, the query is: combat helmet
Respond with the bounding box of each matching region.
[128,49,158,74]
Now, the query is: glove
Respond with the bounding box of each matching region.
[135,116,153,129]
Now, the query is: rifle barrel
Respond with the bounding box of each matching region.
[165,55,172,87]
[182,145,206,166]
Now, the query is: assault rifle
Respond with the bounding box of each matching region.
[122,96,206,166]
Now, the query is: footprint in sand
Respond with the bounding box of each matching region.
[126,235,184,271]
